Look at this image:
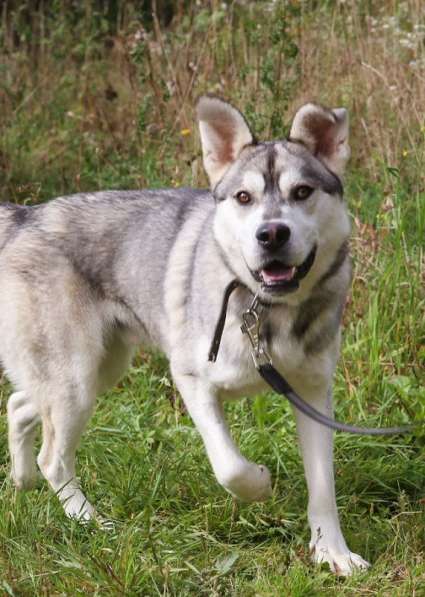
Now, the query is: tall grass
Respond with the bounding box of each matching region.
[0,1,424,595]
[1,1,424,199]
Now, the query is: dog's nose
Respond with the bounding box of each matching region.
[256,222,290,250]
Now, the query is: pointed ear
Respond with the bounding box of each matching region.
[196,95,254,188]
[289,103,350,177]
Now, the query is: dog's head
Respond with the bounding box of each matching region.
[196,95,351,304]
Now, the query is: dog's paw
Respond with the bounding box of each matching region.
[220,461,272,502]
[62,494,96,523]
[310,543,370,576]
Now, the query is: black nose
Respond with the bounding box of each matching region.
[256,222,291,250]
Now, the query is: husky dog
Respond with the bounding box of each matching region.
[0,96,369,575]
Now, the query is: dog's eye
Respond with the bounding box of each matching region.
[235,191,252,205]
[293,185,313,201]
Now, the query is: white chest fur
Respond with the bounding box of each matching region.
[197,305,338,400]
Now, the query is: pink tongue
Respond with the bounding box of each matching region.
[261,266,296,284]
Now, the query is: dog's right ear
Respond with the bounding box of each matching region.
[196,95,254,188]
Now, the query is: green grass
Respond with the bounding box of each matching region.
[0,2,424,595]
[0,179,423,596]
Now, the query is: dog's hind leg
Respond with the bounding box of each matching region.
[37,385,97,521]
[0,265,110,521]
[7,391,40,489]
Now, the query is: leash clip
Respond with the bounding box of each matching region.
[240,294,272,369]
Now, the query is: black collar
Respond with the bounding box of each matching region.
[208,280,271,362]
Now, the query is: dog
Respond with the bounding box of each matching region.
[0,96,369,575]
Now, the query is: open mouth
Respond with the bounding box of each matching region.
[253,245,317,293]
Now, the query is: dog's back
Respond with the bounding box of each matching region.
[0,188,219,391]
[0,189,212,294]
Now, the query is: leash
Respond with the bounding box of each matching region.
[208,281,421,435]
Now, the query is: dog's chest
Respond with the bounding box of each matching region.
[206,307,309,398]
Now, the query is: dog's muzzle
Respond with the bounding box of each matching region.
[250,245,317,294]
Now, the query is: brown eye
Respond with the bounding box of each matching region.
[235,191,252,205]
[293,185,313,201]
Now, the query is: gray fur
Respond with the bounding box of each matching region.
[292,240,351,352]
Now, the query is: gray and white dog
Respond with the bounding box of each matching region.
[0,96,369,575]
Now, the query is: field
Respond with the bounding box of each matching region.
[0,1,424,595]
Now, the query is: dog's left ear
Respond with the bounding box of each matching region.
[196,95,254,188]
[289,103,350,177]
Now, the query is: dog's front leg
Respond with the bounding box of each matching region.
[294,385,370,575]
[174,373,272,502]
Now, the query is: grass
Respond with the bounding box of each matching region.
[0,1,424,595]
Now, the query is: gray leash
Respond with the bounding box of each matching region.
[208,281,422,436]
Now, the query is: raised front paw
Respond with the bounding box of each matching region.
[310,542,370,576]
[219,461,272,502]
